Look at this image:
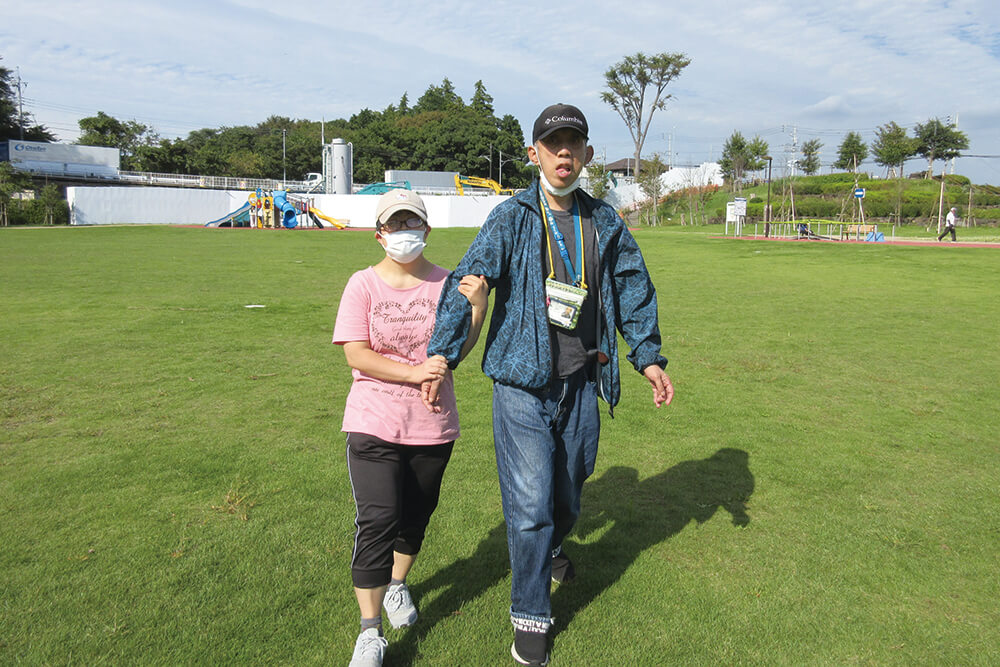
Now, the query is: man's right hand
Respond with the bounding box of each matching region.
[421,378,443,413]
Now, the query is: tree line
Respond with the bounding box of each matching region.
[73,79,532,187]
[719,119,969,190]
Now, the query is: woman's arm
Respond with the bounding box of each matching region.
[342,341,447,385]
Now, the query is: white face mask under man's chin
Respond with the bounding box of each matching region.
[379,228,427,263]
[539,168,582,197]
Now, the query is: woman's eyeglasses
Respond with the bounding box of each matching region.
[379,217,426,233]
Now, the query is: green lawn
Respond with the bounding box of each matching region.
[2,225,998,665]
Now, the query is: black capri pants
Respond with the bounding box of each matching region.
[346,432,454,589]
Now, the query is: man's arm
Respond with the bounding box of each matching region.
[422,274,490,412]
[642,364,674,407]
[611,223,672,407]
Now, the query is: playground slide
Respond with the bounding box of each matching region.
[204,201,251,227]
[308,207,347,229]
[271,190,299,228]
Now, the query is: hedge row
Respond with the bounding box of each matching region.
[2,199,70,225]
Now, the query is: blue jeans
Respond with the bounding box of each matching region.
[492,368,600,631]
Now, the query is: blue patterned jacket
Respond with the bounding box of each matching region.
[427,179,667,409]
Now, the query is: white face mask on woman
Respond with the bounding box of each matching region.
[379,228,427,263]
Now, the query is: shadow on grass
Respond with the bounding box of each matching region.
[552,447,754,638]
[389,522,511,664]
[388,448,753,663]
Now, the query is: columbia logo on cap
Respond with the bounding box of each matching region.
[545,115,583,127]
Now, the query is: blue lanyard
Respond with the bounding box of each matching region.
[540,193,587,288]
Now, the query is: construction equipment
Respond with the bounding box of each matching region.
[454,174,515,196]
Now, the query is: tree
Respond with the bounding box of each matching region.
[0,160,32,226]
[470,80,494,117]
[719,131,748,190]
[833,132,868,172]
[746,135,769,176]
[636,153,667,225]
[601,51,691,175]
[871,121,918,178]
[587,160,611,200]
[719,131,768,191]
[0,58,54,142]
[414,78,464,113]
[38,183,62,225]
[77,111,160,170]
[800,138,822,175]
[914,118,968,178]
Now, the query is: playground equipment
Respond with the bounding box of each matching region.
[205,188,347,229]
[454,174,515,196]
[725,219,888,242]
[271,190,299,228]
[356,181,412,195]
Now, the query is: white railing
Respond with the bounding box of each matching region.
[117,171,323,193]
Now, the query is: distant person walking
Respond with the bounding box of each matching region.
[938,207,958,242]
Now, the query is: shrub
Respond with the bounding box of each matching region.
[4,199,70,225]
[972,191,1000,206]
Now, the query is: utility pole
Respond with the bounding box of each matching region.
[15,67,26,140]
[950,112,959,175]
[668,127,674,170]
[498,149,516,187]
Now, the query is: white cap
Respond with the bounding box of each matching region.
[375,189,427,226]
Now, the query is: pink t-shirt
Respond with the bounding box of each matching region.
[332,265,459,445]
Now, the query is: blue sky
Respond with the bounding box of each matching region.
[5,0,1000,184]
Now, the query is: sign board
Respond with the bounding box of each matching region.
[854,188,865,199]
[4,140,120,168]
[733,197,747,216]
[725,202,737,223]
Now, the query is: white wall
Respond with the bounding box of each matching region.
[67,186,508,228]
[603,162,723,211]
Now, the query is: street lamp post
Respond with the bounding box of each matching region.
[498,149,516,187]
[479,144,493,181]
[764,155,773,237]
[282,129,287,188]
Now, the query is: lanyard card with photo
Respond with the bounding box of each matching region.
[546,278,587,330]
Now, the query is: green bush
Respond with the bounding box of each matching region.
[800,172,859,185]
[792,199,842,218]
[4,199,70,226]
[972,192,1000,206]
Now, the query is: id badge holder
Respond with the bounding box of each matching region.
[545,278,587,330]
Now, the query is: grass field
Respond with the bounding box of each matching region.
[2,225,999,665]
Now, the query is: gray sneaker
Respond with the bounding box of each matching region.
[349,628,387,667]
[383,582,418,628]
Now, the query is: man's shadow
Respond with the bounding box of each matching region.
[387,448,753,663]
[552,447,754,637]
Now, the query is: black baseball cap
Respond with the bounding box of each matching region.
[532,103,589,144]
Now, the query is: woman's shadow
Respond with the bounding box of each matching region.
[388,448,753,662]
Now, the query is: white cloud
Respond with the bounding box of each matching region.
[3,0,999,182]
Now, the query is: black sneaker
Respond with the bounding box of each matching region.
[511,629,549,666]
[551,550,576,584]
